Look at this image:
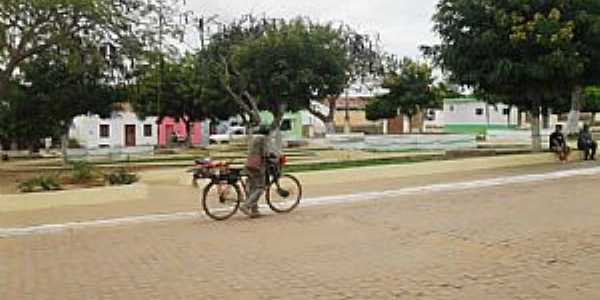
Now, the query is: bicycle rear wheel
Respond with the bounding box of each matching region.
[266,174,302,213]
[202,182,241,221]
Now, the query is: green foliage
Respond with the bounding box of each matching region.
[18,175,63,193]
[366,98,398,121]
[367,58,438,123]
[67,139,82,149]
[583,86,600,113]
[427,0,600,103]
[198,17,380,130]
[0,0,147,96]
[426,0,600,149]
[132,54,210,146]
[0,51,123,149]
[70,161,96,183]
[105,168,139,185]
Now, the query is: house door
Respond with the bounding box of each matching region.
[165,125,175,145]
[125,125,136,147]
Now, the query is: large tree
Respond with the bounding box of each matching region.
[0,0,147,98]
[426,0,600,151]
[8,50,122,154]
[366,58,439,133]
[132,54,211,147]
[203,17,362,146]
[306,27,384,134]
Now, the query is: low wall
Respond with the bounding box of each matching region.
[327,134,477,151]
[487,129,552,148]
[0,184,148,213]
[67,146,155,160]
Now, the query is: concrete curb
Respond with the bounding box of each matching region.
[0,152,580,213]
[0,184,148,213]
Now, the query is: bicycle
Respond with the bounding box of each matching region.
[194,155,302,221]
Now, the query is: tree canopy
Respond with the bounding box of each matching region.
[0,50,122,151]
[366,58,439,132]
[426,0,600,150]
[201,17,362,132]
[0,0,148,98]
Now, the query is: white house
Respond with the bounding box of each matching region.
[69,111,158,154]
[442,98,520,134]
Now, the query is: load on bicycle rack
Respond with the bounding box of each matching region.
[190,154,303,221]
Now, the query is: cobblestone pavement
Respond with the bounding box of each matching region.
[0,161,596,228]
[1,167,600,299]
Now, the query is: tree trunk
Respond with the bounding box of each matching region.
[407,114,413,134]
[270,106,286,153]
[507,105,512,127]
[184,119,193,148]
[343,90,351,134]
[61,130,69,164]
[307,99,337,135]
[592,112,597,126]
[517,108,523,128]
[566,86,583,135]
[0,76,8,99]
[542,107,550,129]
[418,111,424,133]
[530,105,543,152]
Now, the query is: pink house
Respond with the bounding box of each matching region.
[158,117,203,146]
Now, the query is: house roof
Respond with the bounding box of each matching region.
[444,97,480,103]
[322,96,374,110]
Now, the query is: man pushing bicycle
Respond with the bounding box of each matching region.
[240,125,272,218]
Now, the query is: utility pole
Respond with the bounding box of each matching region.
[344,89,351,134]
[157,0,163,117]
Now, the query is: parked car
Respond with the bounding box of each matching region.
[209,126,247,144]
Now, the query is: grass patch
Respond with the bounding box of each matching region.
[284,154,444,173]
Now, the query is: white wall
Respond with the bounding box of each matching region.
[444,100,519,126]
[70,112,158,149]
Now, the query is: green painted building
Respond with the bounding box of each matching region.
[442,98,519,134]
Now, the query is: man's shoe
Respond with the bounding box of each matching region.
[240,205,261,218]
[239,204,252,216]
[249,207,262,218]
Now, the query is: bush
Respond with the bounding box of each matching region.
[18,175,63,193]
[70,161,96,183]
[67,138,81,149]
[105,168,139,185]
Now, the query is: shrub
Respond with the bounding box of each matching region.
[18,175,63,193]
[67,138,81,149]
[105,168,139,185]
[70,161,96,183]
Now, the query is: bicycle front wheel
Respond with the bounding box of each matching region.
[202,182,241,221]
[266,174,302,213]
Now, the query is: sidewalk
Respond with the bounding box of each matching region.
[0,152,574,215]
[140,152,565,186]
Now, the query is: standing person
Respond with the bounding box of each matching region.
[549,124,570,162]
[241,125,271,218]
[578,124,597,161]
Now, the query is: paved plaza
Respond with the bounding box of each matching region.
[1,162,600,299]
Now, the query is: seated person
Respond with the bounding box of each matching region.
[578,124,598,161]
[549,124,570,161]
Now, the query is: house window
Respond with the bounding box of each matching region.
[426,110,436,121]
[475,108,484,116]
[449,105,455,112]
[99,124,110,138]
[143,124,153,137]
[280,119,292,131]
[503,108,510,115]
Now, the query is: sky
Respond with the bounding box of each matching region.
[185,0,440,59]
